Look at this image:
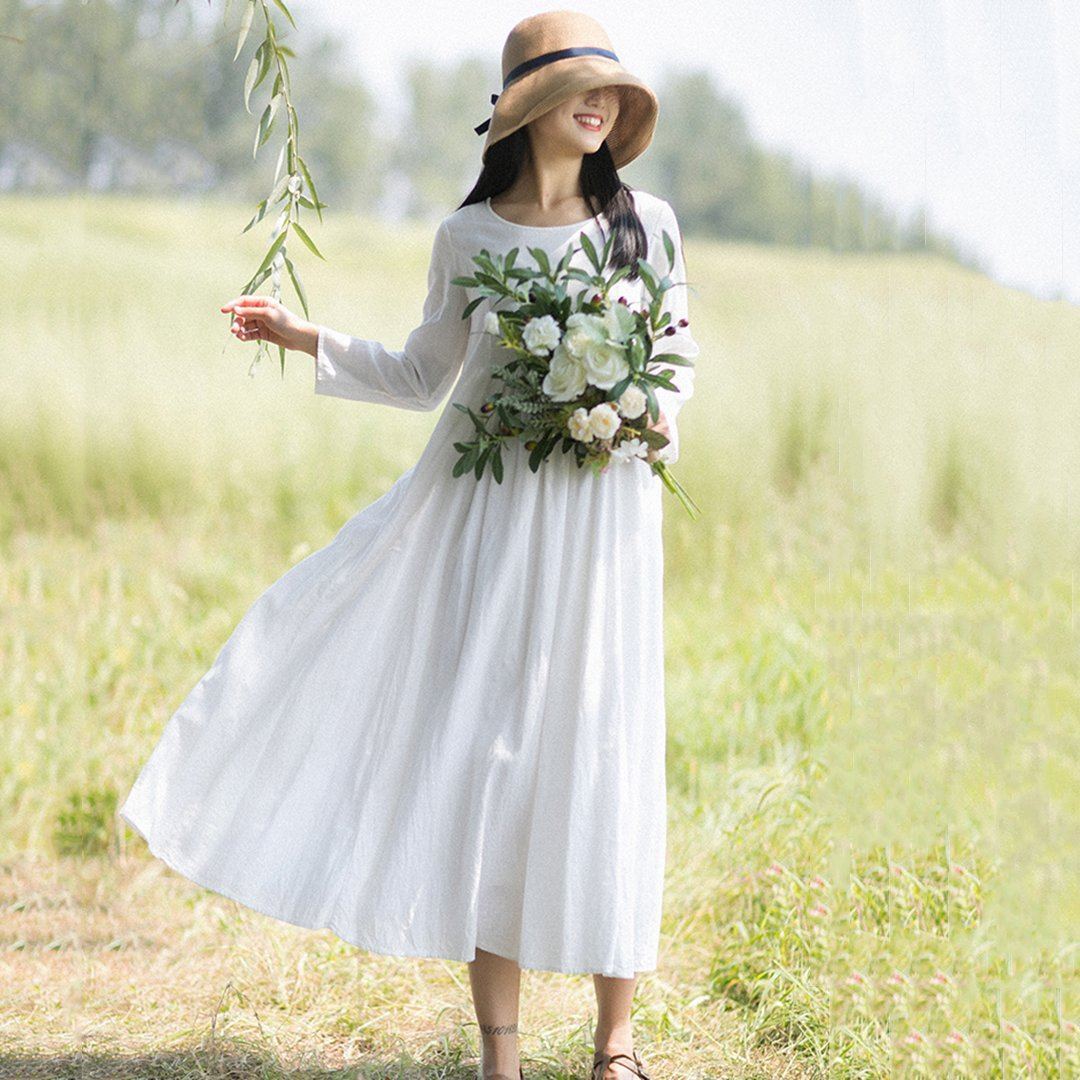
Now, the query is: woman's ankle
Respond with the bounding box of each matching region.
[480,1031,520,1077]
[593,1021,634,1055]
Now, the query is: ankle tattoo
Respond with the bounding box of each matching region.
[479,1022,518,1036]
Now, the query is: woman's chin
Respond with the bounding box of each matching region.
[568,134,604,156]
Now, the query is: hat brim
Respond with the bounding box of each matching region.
[481,58,658,170]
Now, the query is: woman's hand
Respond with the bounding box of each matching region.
[220,295,319,357]
[644,410,671,464]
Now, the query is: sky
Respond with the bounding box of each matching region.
[292,0,1080,303]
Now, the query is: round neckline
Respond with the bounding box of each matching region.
[483,196,600,231]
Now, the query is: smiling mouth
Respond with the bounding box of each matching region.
[573,113,604,130]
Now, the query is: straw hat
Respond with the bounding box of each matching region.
[474,10,659,170]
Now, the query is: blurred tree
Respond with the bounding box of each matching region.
[389,54,494,217]
[0,0,382,209]
[0,0,970,262]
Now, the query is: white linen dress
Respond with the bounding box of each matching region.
[119,187,700,979]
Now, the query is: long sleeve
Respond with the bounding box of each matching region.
[648,200,700,464]
[313,218,471,411]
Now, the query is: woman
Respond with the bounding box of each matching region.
[121,11,699,1080]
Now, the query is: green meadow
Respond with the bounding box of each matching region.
[1,193,1076,1078]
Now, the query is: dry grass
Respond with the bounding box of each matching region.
[0,857,805,1079]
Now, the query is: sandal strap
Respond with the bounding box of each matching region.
[592,1051,651,1079]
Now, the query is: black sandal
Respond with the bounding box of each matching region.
[591,1049,652,1079]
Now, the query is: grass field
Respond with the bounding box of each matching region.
[1,193,1077,1078]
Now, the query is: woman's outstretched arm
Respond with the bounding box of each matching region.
[220,218,471,412]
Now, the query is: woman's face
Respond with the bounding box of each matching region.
[528,85,622,159]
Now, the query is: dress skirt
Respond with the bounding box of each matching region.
[120,189,699,978]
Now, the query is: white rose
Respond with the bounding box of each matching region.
[610,436,648,462]
[522,313,561,355]
[562,312,607,360]
[562,313,630,388]
[568,406,594,442]
[483,310,501,335]
[581,344,630,390]
[541,344,587,401]
[587,402,621,440]
[616,384,647,419]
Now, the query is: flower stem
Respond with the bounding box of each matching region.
[650,461,701,519]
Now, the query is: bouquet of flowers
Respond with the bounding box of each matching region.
[448,227,700,519]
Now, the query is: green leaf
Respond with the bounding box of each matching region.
[461,296,485,319]
[241,198,268,234]
[233,0,256,61]
[283,254,308,318]
[266,170,290,207]
[474,445,492,480]
[253,100,276,157]
[579,230,601,273]
[491,444,504,483]
[240,264,272,295]
[272,0,297,28]
[564,267,596,286]
[662,228,675,269]
[650,351,695,367]
[643,381,659,424]
[254,228,288,279]
[277,342,286,378]
[243,46,261,114]
[296,157,323,223]
[291,221,325,260]
[636,258,659,295]
[607,373,633,401]
[528,246,551,277]
[452,451,475,478]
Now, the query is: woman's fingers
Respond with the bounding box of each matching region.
[226,307,279,322]
[220,294,274,313]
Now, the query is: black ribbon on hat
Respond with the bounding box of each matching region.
[474,46,620,135]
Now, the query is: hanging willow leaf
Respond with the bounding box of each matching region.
[296,156,322,223]
[260,93,283,154]
[226,0,331,377]
[272,0,297,29]
[254,228,288,278]
[243,47,260,114]
[292,221,325,260]
[241,198,268,234]
[283,253,309,318]
[233,0,256,60]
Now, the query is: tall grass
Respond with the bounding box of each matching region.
[2,193,1076,1076]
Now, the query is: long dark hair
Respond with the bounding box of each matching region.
[457,130,648,281]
